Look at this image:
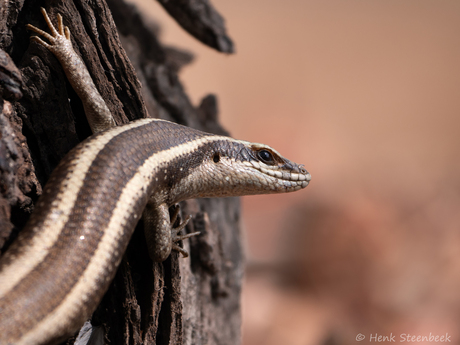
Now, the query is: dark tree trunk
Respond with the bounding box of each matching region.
[0,0,242,344]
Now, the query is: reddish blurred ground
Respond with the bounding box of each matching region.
[130,0,460,344]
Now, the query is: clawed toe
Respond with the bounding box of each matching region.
[26,7,71,48]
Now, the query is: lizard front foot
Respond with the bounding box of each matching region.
[169,205,200,258]
[26,8,73,56]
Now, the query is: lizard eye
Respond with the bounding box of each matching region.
[257,150,275,165]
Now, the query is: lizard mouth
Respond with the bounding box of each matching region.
[259,165,311,182]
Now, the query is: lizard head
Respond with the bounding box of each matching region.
[173,138,311,200]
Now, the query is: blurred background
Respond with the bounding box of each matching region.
[130,1,460,344]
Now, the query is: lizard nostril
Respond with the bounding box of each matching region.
[299,165,308,174]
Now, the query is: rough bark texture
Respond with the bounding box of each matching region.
[0,0,242,344]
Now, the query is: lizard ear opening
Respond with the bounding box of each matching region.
[213,152,220,163]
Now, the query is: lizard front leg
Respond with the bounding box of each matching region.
[27,8,116,133]
[143,203,199,262]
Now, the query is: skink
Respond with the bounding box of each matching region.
[0,9,311,345]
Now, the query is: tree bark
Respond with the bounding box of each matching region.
[0,0,242,344]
